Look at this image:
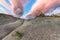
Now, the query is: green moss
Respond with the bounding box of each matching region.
[0,14,7,17]
[36,13,60,18]
[12,31,24,38]
[39,14,45,17]
[15,31,24,37]
[15,31,23,37]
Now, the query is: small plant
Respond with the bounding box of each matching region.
[15,31,23,37]
[12,31,24,38]
[40,13,45,17]
[37,12,45,17]
[0,14,10,18]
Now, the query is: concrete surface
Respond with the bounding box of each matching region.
[0,14,24,40]
[2,17,60,40]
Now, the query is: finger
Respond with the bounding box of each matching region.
[0,0,12,10]
[27,0,46,16]
[41,0,57,13]
[9,0,23,16]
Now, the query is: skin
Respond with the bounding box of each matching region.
[0,0,60,19]
[0,0,12,15]
[0,0,28,17]
[10,0,23,16]
[9,0,28,16]
[24,0,60,19]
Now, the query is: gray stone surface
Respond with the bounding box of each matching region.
[2,17,60,40]
[0,14,24,40]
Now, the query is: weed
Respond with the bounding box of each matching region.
[12,31,24,38]
[15,31,23,37]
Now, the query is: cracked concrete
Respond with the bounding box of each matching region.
[2,17,60,40]
[0,14,24,40]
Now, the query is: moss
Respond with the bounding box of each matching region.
[37,13,45,17]
[0,14,7,17]
[36,13,60,18]
[14,31,24,38]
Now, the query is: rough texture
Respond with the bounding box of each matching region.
[0,14,24,40]
[2,17,60,40]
